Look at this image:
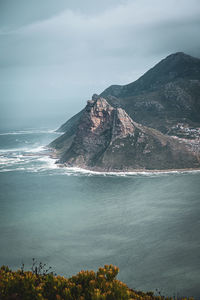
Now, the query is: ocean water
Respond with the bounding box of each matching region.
[0,128,200,298]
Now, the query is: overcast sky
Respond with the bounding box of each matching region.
[1,0,200,129]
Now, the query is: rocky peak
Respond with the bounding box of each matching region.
[84,97,136,139]
[92,93,99,101]
[84,97,114,133]
[164,52,197,63]
[58,97,138,166]
[88,97,112,112]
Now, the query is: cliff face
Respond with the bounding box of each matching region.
[51,97,200,171]
[58,98,136,168]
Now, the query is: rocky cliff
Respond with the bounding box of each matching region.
[50,97,200,171]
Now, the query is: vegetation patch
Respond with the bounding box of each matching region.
[0,263,194,300]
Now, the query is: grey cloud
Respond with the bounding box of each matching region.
[1,0,200,66]
[0,0,128,29]
[0,0,200,128]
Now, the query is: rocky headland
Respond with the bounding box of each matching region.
[49,52,200,172]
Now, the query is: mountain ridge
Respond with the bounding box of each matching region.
[101,52,200,99]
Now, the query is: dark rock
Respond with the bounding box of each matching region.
[92,93,99,100]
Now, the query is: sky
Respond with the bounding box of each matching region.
[0,0,200,129]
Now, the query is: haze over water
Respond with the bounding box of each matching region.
[0,129,200,298]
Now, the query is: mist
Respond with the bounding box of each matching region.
[1,0,200,129]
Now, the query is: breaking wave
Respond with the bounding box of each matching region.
[0,129,60,136]
[0,128,60,173]
[1,145,200,177]
[58,166,200,177]
[0,129,200,177]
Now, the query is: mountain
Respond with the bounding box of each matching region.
[57,52,200,139]
[50,52,200,171]
[50,97,200,171]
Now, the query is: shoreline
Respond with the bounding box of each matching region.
[48,148,200,175]
[62,165,200,175]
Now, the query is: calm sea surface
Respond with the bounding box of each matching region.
[0,129,200,298]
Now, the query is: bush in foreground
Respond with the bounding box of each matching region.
[0,264,194,300]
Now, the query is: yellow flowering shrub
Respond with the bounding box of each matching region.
[0,264,195,300]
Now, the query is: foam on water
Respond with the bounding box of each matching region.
[0,156,21,165]
[0,146,57,173]
[0,128,200,177]
[36,156,59,170]
[0,128,60,173]
[25,146,47,153]
[61,166,200,177]
[1,145,200,177]
[0,129,60,136]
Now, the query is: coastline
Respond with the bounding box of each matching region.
[48,148,200,175]
[62,165,200,175]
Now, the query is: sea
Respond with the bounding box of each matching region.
[0,127,200,298]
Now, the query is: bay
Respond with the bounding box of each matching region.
[0,129,200,298]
